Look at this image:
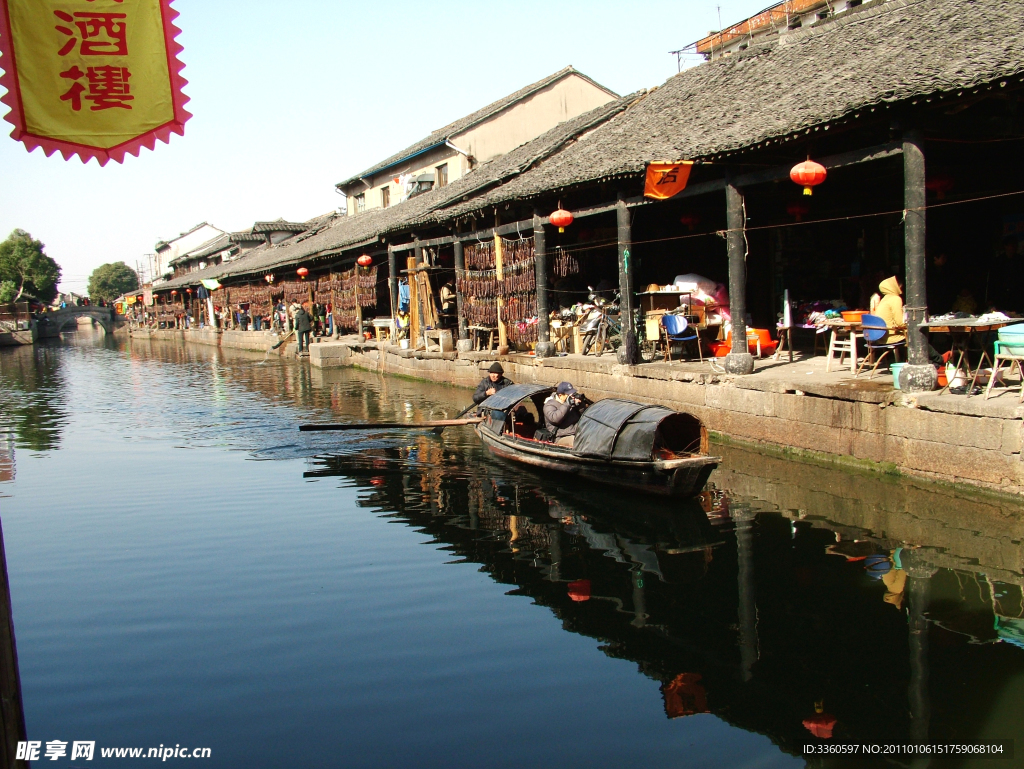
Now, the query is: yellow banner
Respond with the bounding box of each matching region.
[0,0,189,163]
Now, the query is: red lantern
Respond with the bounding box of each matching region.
[926,174,954,200]
[790,159,827,196]
[297,267,309,280]
[186,288,192,294]
[170,290,177,296]
[550,208,574,233]
[567,579,591,602]
[786,202,810,222]
[357,254,372,267]
[265,273,274,284]
[679,213,700,231]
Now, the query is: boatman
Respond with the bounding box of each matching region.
[543,382,588,446]
[473,362,513,404]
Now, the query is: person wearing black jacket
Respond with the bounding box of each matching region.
[473,362,513,404]
[293,301,313,357]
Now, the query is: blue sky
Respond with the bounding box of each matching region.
[0,1,769,293]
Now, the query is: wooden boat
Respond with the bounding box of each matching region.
[474,384,719,497]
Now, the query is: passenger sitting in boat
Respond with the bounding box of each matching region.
[543,382,587,447]
[473,362,513,404]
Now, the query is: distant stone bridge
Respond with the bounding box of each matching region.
[42,305,117,335]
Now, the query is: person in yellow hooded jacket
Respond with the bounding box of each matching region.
[872,276,905,344]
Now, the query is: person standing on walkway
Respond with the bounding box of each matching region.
[293,301,313,357]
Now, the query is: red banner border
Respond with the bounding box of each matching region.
[0,0,191,166]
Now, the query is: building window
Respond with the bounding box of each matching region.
[355,193,365,213]
[381,186,390,209]
[435,163,448,189]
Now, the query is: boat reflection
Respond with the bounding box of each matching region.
[307,436,1024,763]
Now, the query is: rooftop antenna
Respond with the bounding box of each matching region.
[715,5,723,61]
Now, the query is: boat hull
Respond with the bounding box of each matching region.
[477,427,718,497]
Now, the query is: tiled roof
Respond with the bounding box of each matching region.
[433,0,1024,213]
[251,219,307,233]
[335,66,618,188]
[168,233,234,266]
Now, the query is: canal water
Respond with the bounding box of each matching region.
[1,331,1024,767]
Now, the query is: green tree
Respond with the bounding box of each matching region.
[0,229,61,303]
[87,261,139,302]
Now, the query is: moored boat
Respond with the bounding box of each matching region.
[474,384,719,497]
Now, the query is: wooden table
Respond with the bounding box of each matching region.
[372,317,395,342]
[920,318,1016,393]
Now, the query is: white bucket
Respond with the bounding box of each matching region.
[399,339,409,350]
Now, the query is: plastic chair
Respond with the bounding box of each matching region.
[855,313,906,378]
[985,340,1024,402]
[662,314,703,363]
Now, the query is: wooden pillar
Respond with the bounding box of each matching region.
[407,256,420,346]
[388,245,398,318]
[453,239,469,343]
[724,178,754,375]
[616,192,639,364]
[533,209,554,358]
[495,233,508,353]
[900,130,937,391]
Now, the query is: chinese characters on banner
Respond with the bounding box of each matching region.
[643,161,694,199]
[0,0,189,164]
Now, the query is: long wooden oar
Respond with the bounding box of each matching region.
[300,417,483,432]
[270,329,295,350]
[432,403,477,434]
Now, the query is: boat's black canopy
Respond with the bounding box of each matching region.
[573,398,686,461]
[478,383,551,412]
[478,388,704,460]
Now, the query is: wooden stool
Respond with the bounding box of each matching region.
[470,325,496,352]
[825,327,858,373]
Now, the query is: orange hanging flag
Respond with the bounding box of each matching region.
[0,0,190,165]
[644,161,693,199]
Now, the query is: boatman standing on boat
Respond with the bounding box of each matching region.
[544,382,588,446]
[473,362,513,404]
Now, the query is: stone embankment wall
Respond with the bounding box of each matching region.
[309,341,1024,496]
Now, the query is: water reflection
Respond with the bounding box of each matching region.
[307,431,1024,761]
[0,344,69,452]
[4,334,1024,765]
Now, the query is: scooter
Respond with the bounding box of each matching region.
[580,289,620,356]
